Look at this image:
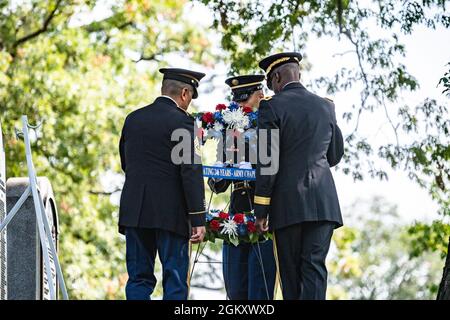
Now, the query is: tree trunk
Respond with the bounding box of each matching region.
[437,236,450,300]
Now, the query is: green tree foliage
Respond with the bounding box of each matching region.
[199,0,450,258]
[439,62,450,96]
[1,0,448,300]
[329,197,443,299]
[0,0,213,299]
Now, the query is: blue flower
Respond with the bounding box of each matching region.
[238,224,248,236]
[213,111,224,123]
[249,112,258,122]
[246,214,256,223]
[206,213,214,222]
[229,101,239,111]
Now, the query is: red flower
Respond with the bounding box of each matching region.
[216,103,227,111]
[247,221,257,233]
[219,211,229,220]
[202,112,214,124]
[242,105,253,114]
[233,213,245,224]
[210,220,220,231]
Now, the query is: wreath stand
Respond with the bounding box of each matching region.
[187,165,272,300]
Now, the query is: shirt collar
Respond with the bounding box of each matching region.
[158,95,190,115]
[282,81,301,91]
[159,95,179,107]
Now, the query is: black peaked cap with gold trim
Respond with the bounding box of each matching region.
[258,52,302,89]
[225,74,265,102]
[159,68,206,99]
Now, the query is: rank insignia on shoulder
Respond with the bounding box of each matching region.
[324,97,334,103]
[263,96,272,101]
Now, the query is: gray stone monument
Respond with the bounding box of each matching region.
[0,121,6,300]
[6,177,59,300]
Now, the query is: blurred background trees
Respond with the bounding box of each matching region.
[199,0,450,299]
[0,0,214,299]
[328,196,442,299]
[0,0,448,299]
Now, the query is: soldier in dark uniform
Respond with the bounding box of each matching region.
[119,68,207,300]
[208,75,276,300]
[254,52,344,300]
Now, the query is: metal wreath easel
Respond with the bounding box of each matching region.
[188,134,271,300]
[0,115,69,300]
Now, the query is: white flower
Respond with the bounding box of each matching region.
[220,219,238,238]
[222,109,249,131]
[210,209,220,217]
[238,161,252,170]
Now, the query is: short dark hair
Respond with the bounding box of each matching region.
[277,62,300,74]
[269,62,300,85]
[161,79,193,97]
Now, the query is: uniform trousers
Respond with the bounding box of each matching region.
[125,227,189,300]
[274,221,336,300]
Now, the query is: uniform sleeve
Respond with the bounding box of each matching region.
[179,117,206,227]
[326,102,344,167]
[254,99,280,219]
[119,118,127,172]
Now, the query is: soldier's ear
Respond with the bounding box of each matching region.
[181,87,189,101]
[275,71,280,83]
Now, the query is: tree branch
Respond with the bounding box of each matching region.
[337,0,344,33]
[332,50,356,57]
[89,188,121,196]
[218,0,229,29]
[340,28,372,135]
[133,53,159,63]
[103,21,134,44]
[14,0,63,47]
[381,97,400,146]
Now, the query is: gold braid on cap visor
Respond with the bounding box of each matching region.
[179,73,199,86]
[265,57,300,76]
[230,81,263,90]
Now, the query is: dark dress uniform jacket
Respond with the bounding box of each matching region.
[119,96,206,238]
[254,82,344,230]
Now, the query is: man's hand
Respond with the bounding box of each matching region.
[255,217,269,233]
[190,226,206,243]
